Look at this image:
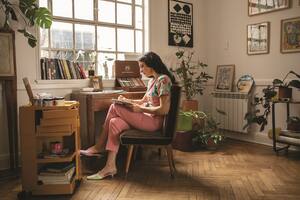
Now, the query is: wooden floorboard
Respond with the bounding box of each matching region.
[1,139,300,200]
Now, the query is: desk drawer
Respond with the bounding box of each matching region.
[43,109,78,119]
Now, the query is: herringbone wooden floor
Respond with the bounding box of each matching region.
[1,139,300,200]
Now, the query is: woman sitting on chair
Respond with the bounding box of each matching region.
[80,51,176,180]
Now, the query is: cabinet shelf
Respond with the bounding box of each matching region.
[33,177,76,195]
[272,101,300,153]
[36,131,75,137]
[19,102,81,196]
[37,152,77,164]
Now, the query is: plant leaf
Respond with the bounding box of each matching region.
[18,29,37,47]
[288,80,300,89]
[34,7,52,28]
[272,79,283,85]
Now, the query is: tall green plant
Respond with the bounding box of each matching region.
[171,49,212,100]
[0,0,52,47]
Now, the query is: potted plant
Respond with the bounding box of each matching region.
[172,110,206,152]
[192,113,225,150]
[244,70,300,132]
[272,70,300,99]
[1,0,52,47]
[171,49,212,111]
[287,116,300,132]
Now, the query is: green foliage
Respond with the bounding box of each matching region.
[171,49,212,100]
[244,70,300,132]
[272,70,300,89]
[184,112,225,146]
[0,0,52,47]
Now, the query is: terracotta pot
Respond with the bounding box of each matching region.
[278,87,292,100]
[205,138,218,150]
[172,131,195,152]
[182,99,198,111]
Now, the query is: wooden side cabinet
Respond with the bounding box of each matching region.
[19,102,82,196]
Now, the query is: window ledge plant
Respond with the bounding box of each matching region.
[244,70,300,132]
[0,0,52,47]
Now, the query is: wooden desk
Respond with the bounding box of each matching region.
[71,90,144,148]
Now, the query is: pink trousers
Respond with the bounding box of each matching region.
[103,104,163,152]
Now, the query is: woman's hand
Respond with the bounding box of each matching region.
[130,103,143,113]
[117,95,127,101]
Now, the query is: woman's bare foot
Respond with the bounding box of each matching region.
[80,145,105,157]
[98,165,117,177]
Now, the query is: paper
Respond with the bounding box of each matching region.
[111,99,133,107]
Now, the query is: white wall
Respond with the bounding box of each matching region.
[201,0,300,145]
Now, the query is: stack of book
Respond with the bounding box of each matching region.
[40,58,87,80]
[38,163,75,185]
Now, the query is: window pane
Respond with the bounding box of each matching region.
[117,28,134,52]
[135,30,142,53]
[52,0,72,18]
[118,0,132,3]
[135,0,142,5]
[76,50,96,73]
[98,0,115,23]
[39,0,48,8]
[40,29,48,48]
[75,24,95,50]
[117,53,125,60]
[97,53,116,78]
[117,3,132,25]
[75,0,94,20]
[97,26,116,51]
[50,51,74,60]
[41,50,49,57]
[135,6,143,29]
[51,22,73,49]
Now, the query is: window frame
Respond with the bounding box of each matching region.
[38,0,145,80]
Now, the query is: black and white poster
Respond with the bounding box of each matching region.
[168,0,193,48]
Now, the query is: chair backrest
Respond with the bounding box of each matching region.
[162,84,181,138]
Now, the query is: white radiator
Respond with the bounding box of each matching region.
[212,92,250,133]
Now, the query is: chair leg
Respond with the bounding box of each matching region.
[169,146,176,171]
[125,145,134,178]
[165,145,175,178]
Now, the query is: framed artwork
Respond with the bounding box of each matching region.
[0,30,16,77]
[168,0,193,47]
[90,76,103,91]
[215,65,235,92]
[247,22,270,55]
[281,17,300,53]
[248,0,290,16]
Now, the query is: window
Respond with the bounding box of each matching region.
[39,0,146,79]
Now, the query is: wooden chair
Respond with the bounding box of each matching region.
[120,84,181,178]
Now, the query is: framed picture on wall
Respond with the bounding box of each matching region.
[281,17,300,53]
[168,0,193,47]
[214,65,235,92]
[248,0,290,16]
[0,30,16,77]
[247,22,270,55]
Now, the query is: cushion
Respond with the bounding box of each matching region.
[120,129,173,145]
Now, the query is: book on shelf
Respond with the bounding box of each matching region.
[40,58,86,80]
[38,165,75,184]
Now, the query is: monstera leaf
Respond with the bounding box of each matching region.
[1,0,52,47]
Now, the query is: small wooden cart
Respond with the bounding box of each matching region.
[18,101,81,198]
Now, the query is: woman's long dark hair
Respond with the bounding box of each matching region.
[139,51,176,84]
